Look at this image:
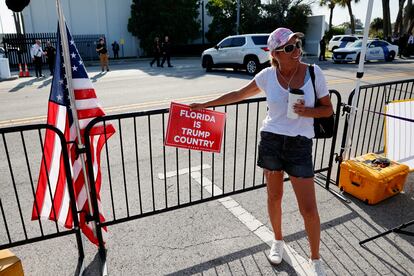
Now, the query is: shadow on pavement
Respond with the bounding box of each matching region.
[91,71,107,83]
[81,251,106,276]
[8,77,43,92]
[165,243,299,276]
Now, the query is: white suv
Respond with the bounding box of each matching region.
[328,35,363,51]
[201,34,270,75]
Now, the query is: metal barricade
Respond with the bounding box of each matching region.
[83,91,342,250]
[0,124,84,264]
[336,79,414,183]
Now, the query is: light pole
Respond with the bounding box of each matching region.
[236,0,240,35]
[201,0,205,45]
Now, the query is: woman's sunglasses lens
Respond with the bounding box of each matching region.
[284,44,295,53]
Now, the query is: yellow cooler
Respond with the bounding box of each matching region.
[339,153,410,204]
[0,249,24,276]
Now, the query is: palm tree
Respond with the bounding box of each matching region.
[394,0,406,35]
[319,0,336,31]
[336,0,360,34]
[382,0,392,39]
[404,0,413,33]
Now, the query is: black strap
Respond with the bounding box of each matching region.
[308,64,317,107]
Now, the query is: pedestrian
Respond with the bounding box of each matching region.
[319,36,327,61]
[96,38,110,72]
[30,39,45,78]
[44,41,56,76]
[190,27,332,276]
[399,33,409,58]
[160,35,173,67]
[149,36,161,67]
[112,40,120,59]
[408,32,414,57]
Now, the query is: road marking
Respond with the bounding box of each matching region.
[185,170,313,275]
[157,168,312,273]
[157,164,211,179]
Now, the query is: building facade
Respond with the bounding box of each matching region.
[22,0,139,57]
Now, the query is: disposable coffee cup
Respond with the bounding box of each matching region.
[287,89,305,119]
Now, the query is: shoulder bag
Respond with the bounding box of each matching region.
[309,64,335,139]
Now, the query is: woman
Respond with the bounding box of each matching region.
[190,28,332,276]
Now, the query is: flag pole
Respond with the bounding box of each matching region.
[341,0,374,160]
[55,0,98,238]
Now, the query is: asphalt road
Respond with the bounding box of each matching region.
[1,56,414,126]
[1,57,413,276]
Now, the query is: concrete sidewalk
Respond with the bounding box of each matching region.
[11,172,414,275]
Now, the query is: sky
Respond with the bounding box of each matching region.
[0,0,403,34]
[311,0,400,27]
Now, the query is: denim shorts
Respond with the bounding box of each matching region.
[257,131,314,178]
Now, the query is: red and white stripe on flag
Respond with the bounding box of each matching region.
[31,25,115,246]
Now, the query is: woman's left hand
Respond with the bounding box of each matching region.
[293,101,307,116]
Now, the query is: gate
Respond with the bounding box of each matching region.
[0,124,84,264]
[83,91,342,250]
[2,33,104,69]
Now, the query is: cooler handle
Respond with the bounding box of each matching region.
[386,172,407,194]
[349,170,363,187]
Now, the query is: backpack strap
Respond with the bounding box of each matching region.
[308,64,317,107]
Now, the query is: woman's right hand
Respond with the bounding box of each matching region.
[189,103,206,110]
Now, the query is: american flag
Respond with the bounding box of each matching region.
[32,25,115,245]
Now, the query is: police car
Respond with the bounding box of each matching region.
[328,35,363,51]
[332,39,399,63]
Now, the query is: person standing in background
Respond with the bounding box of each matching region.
[160,35,173,67]
[44,41,56,76]
[112,41,120,59]
[96,38,110,72]
[31,39,45,78]
[150,36,161,67]
[319,36,327,61]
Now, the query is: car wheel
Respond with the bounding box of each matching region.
[333,61,341,64]
[245,57,259,75]
[203,56,213,72]
[355,53,361,63]
[386,51,395,62]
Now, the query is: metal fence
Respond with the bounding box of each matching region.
[0,124,84,263]
[1,78,413,266]
[83,91,342,250]
[2,33,104,68]
[336,79,414,183]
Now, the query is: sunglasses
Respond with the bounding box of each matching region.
[274,40,302,53]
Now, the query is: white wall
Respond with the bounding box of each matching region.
[304,15,325,56]
[22,0,139,57]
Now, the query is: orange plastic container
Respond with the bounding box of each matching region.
[339,153,409,204]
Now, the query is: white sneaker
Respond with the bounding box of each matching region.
[309,259,327,276]
[267,240,284,265]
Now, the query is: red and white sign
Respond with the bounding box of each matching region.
[165,102,226,153]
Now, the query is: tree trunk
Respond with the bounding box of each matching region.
[394,0,406,34]
[382,0,392,39]
[329,6,334,30]
[346,1,355,34]
[404,0,412,33]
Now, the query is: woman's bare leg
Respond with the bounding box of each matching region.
[290,176,320,260]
